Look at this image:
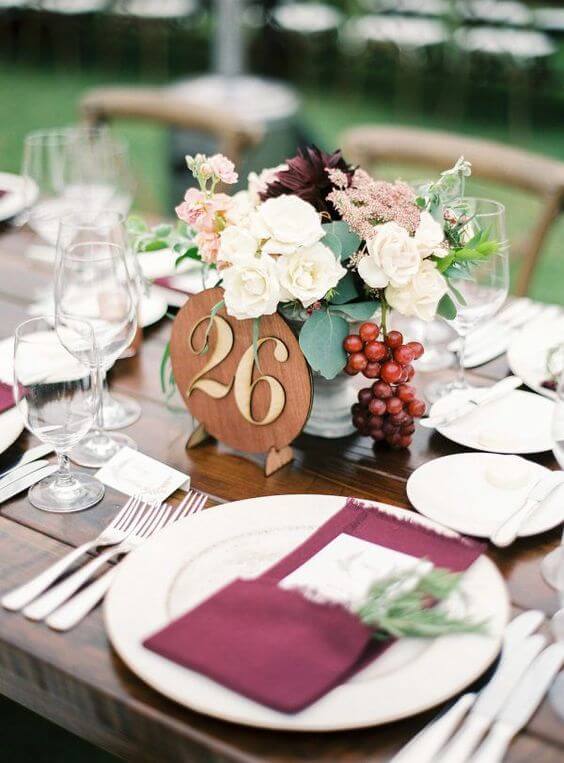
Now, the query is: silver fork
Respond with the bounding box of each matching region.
[27,489,207,627]
[1,495,144,612]
[45,489,208,631]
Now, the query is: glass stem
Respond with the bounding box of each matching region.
[55,452,74,488]
[456,332,467,387]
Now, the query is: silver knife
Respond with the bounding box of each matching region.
[389,610,546,763]
[470,643,564,763]
[437,634,546,762]
[0,460,52,493]
[492,471,564,547]
[0,464,58,504]
[421,376,522,430]
[0,443,54,481]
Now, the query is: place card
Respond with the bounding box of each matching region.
[280,533,432,610]
[95,446,190,503]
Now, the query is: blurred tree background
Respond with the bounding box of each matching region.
[1,0,563,305]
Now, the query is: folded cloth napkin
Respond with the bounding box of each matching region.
[144,499,485,713]
[0,382,15,414]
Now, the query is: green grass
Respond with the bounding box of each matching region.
[2,62,563,304]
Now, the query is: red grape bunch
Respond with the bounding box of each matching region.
[343,323,426,449]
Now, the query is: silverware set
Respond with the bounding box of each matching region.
[391,611,564,763]
[1,488,207,631]
[0,442,57,503]
[448,299,561,368]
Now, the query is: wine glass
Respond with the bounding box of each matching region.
[21,126,133,247]
[428,198,510,400]
[13,316,105,512]
[55,211,138,467]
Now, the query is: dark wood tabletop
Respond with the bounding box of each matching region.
[0,225,562,763]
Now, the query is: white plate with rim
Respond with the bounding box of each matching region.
[0,172,37,222]
[27,292,168,329]
[0,406,25,456]
[507,313,564,400]
[105,494,509,732]
[407,453,564,539]
[432,388,555,454]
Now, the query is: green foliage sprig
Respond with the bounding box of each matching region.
[356,566,487,640]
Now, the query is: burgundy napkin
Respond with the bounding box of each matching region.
[0,382,15,414]
[144,500,485,713]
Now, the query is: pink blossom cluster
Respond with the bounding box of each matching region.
[328,169,421,240]
[175,188,232,263]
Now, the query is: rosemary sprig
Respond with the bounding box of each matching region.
[355,567,487,641]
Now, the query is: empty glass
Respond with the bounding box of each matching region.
[13,317,104,513]
[55,211,138,467]
[428,198,510,400]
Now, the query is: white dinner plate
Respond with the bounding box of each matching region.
[407,453,564,539]
[105,495,508,732]
[0,406,25,456]
[432,389,555,454]
[507,313,564,400]
[0,172,37,222]
[0,331,85,385]
[27,292,168,329]
[137,249,198,280]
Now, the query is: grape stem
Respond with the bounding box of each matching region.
[380,297,388,337]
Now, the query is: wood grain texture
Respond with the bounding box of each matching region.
[170,287,312,455]
[0,227,562,761]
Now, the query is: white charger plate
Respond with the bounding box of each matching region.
[0,406,25,456]
[507,314,564,400]
[0,172,37,222]
[407,453,564,539]
[433,389,554,454]
[105,494,508,732]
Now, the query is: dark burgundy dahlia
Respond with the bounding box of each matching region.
[260,145,354,220]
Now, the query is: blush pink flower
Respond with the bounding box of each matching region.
[175,188,234,264]
[208,154,238,185]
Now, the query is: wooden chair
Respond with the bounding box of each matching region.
[79,85,264,174]
[340,125,564,296]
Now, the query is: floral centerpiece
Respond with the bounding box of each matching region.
[132,147,500,447]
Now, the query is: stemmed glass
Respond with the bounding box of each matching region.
[13,316,105,512]
[55,211,138,467]
[428,198,510,400]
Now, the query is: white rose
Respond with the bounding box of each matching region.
[247,163,288,202]
[217,225,258,265]
[277,242,347,308]
[360,222,421,289]
[222,254,280,320]
[385,259,447,321]
[255,195,324,253]
[226,190,255,227]
[414,211,446,258]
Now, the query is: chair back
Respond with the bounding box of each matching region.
[341,125,564,296]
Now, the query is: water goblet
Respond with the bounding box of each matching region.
[13,316,104,513]
[55,211,138,467]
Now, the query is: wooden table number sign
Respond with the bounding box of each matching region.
[170,288,313,476]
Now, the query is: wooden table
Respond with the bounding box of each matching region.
[0,226,562,762]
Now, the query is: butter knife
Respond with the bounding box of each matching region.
[389,610,545,763]
[491,471,564,547]
[0,443,54,481]
[421,376,522,430]
[437,634,546,762]
[0,464,58,504]
[471,643,564,763]
[0,459,52,493]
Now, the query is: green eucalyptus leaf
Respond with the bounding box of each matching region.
[322,231,342,259]
[329,272,360,304]
[299,308,348,380]
[332,301,378,321]
[159,341,171,394]
[153,223,173,238]
[142,239,168,252]
[447,279,467,306]
[126,215,148,235]
[322,220,361,261]
[437,293,457,320]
